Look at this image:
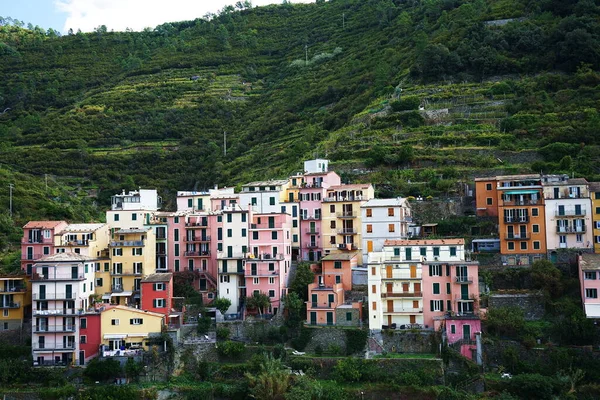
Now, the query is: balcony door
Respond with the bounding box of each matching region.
[65,284,72,300]
[463,324,471,340]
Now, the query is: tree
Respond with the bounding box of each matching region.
[245,354,291,399]
[246,292,271,316]
[213,297,232,316]
[282,292,303,328]
[531,259,562,299]
[124,357,142,383]
[485,306,525,338]
[289,262,314,302]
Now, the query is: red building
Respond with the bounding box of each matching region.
[140,273,179,325]
[78,312,101,365]
[21,221,68,274]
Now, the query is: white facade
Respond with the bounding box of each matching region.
[107,190,161,230]
[361,198,412,265]
[304,159,329,174]
[542,177,593,252]
[31,253,96,366]
[238,180,289,214]
[176,191,210,212]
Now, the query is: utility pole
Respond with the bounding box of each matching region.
[8,183,14,217]
[342,13,345,29]
[305,44,308,65]
[45,174,48,191]
[223,131,227,156]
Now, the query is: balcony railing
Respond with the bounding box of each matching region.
[336,212,357,218]
[246,269,279,277]
[382,272,422,280]
[23,253,43,261]
[324,195,365,202]
[383,307,421,314]
[455,295,474,301]
[337,243,358,251]
[247,253,284,261]
[504,216,529,224]
[156,234,167,240]
[34,325,77,333]
[555,209,586,217]
[33,343,76,351]
[217,252,247,259]
[184,251,211,257]
[109,240,144,247]
[218,267,245,275]
[185,221,208,227]
[556,226,586,233]
[0,302,20,309]
[250,223,284,230]
[306,243,319,249]
[111,285,135,293]
[0,286,26,293]
[33,293,77,300]
[381,292,423,298]
[31,273,85,281]
[502,199,539,206]
[305,229,320,234]
[338,228,357,235]
[22,238,52,244]
[112,270,142,276]
[300,215,321,221]
[186,235,211,242]
[454,276,474,283]
[61,240,89,246]
[33,308,81,316]
[504,233,529,240]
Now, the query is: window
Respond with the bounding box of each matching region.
[293,234,298,242]
[450,247,457,257]
[293,219,298,228]
[335,275,341,284]
[531,208,539,217]
[405,248,411,260]
[446,282,451,294]
[112,248,122,256]
[174,229,179,241]
[433,283,440,294]
[132,248,142,256]
[372,302,377,311]
[253,231,259,240]
[130,318,143,325]
[268,277,275,284]
[388,224,395,232]
[154,283,165,291]
[330,204,335,213]
[334,261,342,269]
[372,285,377,294]
[80,336,87,344]
[269,290,275,298]
[242,228,247,237]
[227,214,232,223]
[132,213,137,221]
[430,300,443,311]
[486,183,492,190]
[96,278,103,287]
[114,214,120,221]
[227,229,232,238]
[576,234,583,243]
[520,242,527,250]
[366,209,372,217]
[153,299,166,308]
[3,310,7,317]
[429,265,442,276]
[217,216,222,222]
[597,207,600,215]
[346,312,352,321]
[433,247,440,257]
[174,260,180,272]
[174,217,179,223]
[486,198,492,206]
[366,224,372,233]
[111,319,119,326]
[188,199,193,207]
[43,246,50,255]
[104,262,109,272]
[585,288,598,298]
[268,263,275,271]
[271,231,277,240]
[253,278,259,285]
[596,192,600,200]
[507,242,515,250]
[174,244,179,256]
[420,247,427,256]
[388,208,394,216]
[251,197,257,206]
[450,325,456,334]
[584,271,597,280]
[533,241,540,250]
[270,197,276,206]
[533,224,539,233]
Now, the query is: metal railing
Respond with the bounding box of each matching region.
[110,240,144,246]
[33,343,76,351]
[0,302,20,308]
[555,209,586,217]
[186,235,211,242]
[454,276,474,283]
[338,228,357,234]
[184,251,211,257]
[381,292,423,298]
[33,308,81,316]
[504,216,529,223]
[31,273,85,281]
[504,233,529,240]
[556,226,586,233]
[34,325,77,333]
[336,212,357,218]
[33,293,77,300]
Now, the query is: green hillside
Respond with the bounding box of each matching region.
[0,0,600,222]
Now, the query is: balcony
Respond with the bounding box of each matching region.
[33,293,78,300]
[185,222,208,228]
[217,252,247,259]
[156,233,167,240]
[308,303,335,310]
[33,343,76,351]
[110,240,144,247]
[504,216,529,224]
[324,195,365,202]
[336,212,357,218]
[0,286,26,293]
[381,292,423,298]
[338,228,357,235]
[246,269,279,277]
[156,249,167,256]
[112,269,143,276]
[337,243,358,251]
[31,273,85,281]
[306,243,319,249]
[555,209,586,217]
[184,251,211,257]
[305,228,320,234]
[186,235,211,242]
[21,238,52,244]
[250,223,284,230]
[111,284,135,293]
[33,308,81,316]
[502,199,540,206]
[23,253,43,261]
[34,325,77,333]
[247,253,284,261]
[0,302,20,309]
[455,295,474,302]
[505,233,529,240]
[556,226,586,233]
[382,271,422,280]
[301,215,321,221]
[454,276,474,283]
[383,307,421,314]
[218,267,245,275]
[61,240,89,246]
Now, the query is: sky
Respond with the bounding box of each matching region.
[2,0,314,34]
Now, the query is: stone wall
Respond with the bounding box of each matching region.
[304,327,348,354]
[335,308,361,327]
[488,293,544,320]
[381,330,439,354]
[410,198,465,225]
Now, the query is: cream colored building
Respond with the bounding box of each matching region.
[100,305,164,356]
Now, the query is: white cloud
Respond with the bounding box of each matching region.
[55,0,313,33]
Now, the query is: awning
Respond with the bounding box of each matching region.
[104,334,127,339]
[0,277,24,280]
[126,333,148,338]
[101,294,112,300]
[111,291,133,297]
[169,314,180,318]
[503,190,538,195]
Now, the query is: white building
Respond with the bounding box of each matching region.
[303,159,329,174]
[542,175,593,254]
[31,253,96,366]
[361,198,412,265]
[106,189,161,230]
[238,180,290,214]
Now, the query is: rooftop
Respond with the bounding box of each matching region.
[100,304,165,318]
[589,182,600,192]
[328,183,372,190]
[579,254,600,271]
[362,198,409,207]
[115,228,151,234]
[36,252,96,263]
[384,239,464,246]
[62,223,105,232]
[142,273,173,283]
[321,252,359,261]
[242,179,289,187]
[23,220,67,229]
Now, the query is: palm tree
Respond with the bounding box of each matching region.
[245,292,271,316]
[245,354,291,400]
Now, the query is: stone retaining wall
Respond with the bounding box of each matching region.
[488,293,544,320]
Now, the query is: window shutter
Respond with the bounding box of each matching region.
[446,264,450,276]
[153,283,157,291]
[440,301,444,312]
[130,319,134,325]
[429,265,433,276]
[430,300,434,312]
[153,299,157,307]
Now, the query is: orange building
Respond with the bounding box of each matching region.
[475,174,547,265]
[320,252,358,291]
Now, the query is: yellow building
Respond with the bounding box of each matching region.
[100,305,164,356]
[322,184,374,265]
[590,182,600,253]
[0,275,30,331]
[104,228,156,306]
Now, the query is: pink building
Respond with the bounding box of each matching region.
[298,171,341,262]
[182,213,218,298]
[245,213,292,316]
[579,254,600,318]
[21,221,68,275]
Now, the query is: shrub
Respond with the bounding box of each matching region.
[217,341,246,359]
[216,327,230,340]
[291,327,312,351]
[396,371,422,386]
[333,358,363,383]
[345,329,368,355]
[507,373,557,399]
[390,96,420,111]
[315,344,323,356]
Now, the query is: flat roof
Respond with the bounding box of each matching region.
[142,273,173,282]
[36,252,96,263]
[115,228,151,233]
[321,252,359,261]
[385,239,464,246]
[579,254,600,271]
[328,183,372,190]
[62,223,105,232]
[362,198,409,207]
[243,179,288,187]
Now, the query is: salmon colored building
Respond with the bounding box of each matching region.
[21,221,68,275]
[320,252,358,291]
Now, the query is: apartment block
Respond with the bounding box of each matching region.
[578,254,600,318]
[0,274,30,331]
[141,273,178,325]
[21,221,68,275]
[239,180,290,214]
[99,305,164,356]
[182,213,218,298]
[31,253,96,366]
[146,212,170,272]
[361,198,412,263]
[54,223,110,258]
[106,189,161,230]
